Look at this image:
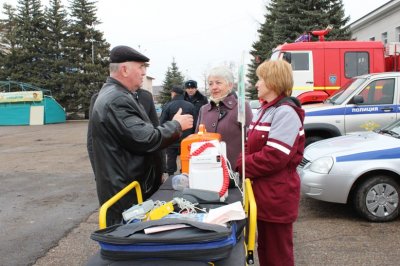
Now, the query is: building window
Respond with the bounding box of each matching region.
[381,32,388,45]
[369,37,375,41]
[396,27,400,42]
[344,52,369,78]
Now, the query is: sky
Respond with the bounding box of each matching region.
[0,0,391,86]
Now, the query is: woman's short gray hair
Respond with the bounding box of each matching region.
[208,66,234,84]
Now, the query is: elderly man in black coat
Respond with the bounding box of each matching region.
[88,45,193,226]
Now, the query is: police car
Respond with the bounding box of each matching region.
[303,72,400,146]
[298,119,400,222]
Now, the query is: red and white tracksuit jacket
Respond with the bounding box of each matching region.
[237,96,305,223]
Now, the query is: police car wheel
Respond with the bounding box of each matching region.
[353,175,399,222]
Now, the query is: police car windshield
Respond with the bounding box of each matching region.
[378,129,400,138]
[376,120,400,139]
[326,78,366,105]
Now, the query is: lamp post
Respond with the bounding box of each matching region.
[91,38,94,64]
[90,22,98,64]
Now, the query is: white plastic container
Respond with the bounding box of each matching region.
[188,140,228,199]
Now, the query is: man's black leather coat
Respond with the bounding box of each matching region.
[90,77,181,224]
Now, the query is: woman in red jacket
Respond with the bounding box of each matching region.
[237,60,305,266]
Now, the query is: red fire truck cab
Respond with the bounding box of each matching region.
[272,35,400,104]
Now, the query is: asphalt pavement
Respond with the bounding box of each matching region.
[0,121,98,266]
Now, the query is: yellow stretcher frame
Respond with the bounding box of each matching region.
[244,178,257,265]
[98,178,257,265]
[98,181,143,229]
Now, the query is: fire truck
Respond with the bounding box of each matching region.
[271,28,400,104]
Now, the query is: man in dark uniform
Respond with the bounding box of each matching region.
[89,45,193,226]
[159,85,195,176]
[183,80,208,127]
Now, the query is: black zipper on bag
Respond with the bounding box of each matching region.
[100,241,235,261]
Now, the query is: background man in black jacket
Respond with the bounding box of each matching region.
[183,80,208,127]
[89,45,193,226]
[159,85,195,176]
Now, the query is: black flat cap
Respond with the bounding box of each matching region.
[110,45,149,63]
[184,80,197,88]
[171,85,184,95]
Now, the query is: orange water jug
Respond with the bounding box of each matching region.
[180,124,221,174]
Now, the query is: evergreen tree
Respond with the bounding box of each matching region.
[0,4,17,80]
[63,0,109,117]
[159,59,184,104]
[247,0,277,100]
[42,0,69,100]
[324,0,351,40]
[247,0,351,99]
[13,0,48,86]
[0,0,109,118]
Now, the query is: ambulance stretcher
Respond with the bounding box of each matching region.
[87,177,256,266]
[87,126,257,265]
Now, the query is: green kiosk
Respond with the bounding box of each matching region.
[0,81,66,126]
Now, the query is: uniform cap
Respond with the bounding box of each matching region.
[110,45,149,63]
[184,80,197,88]
[171,85,184,95]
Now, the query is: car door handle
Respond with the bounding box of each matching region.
[381,107,394,112]
[306,81,314,84]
